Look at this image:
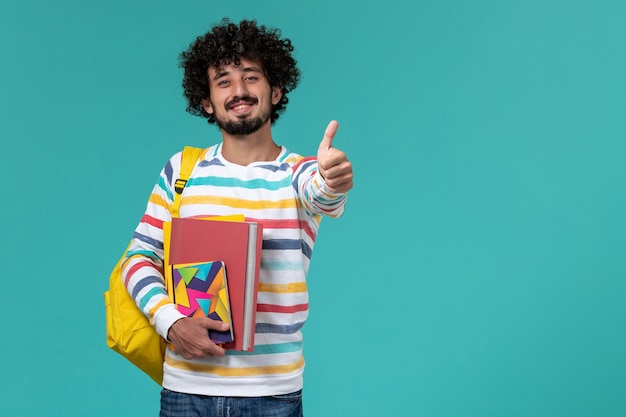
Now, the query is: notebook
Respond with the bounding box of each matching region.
[171,260,234,345]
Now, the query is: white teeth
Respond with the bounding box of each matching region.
[233,104,249,110]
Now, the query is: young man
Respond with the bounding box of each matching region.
[122,19,353,416]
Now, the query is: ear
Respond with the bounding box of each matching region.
[271,87,283,105]
[201,98,214,115]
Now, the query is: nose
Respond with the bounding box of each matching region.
[232,78,249,97]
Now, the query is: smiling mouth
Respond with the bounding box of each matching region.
[226,96,258,111]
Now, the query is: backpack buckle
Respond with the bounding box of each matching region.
[174,179,187,194]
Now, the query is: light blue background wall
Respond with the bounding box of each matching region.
[1,1,625,416]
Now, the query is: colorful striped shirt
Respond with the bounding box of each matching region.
[121,144,348,396]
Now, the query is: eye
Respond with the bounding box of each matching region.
[217,79,230,87]
[245,75,259,82]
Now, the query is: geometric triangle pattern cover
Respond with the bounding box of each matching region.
[171,260,234,344]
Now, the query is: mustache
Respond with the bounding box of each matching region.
[226,96,259,108]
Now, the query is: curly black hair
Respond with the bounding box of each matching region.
[179,18,301,125]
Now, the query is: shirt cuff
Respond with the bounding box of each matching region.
[313,170,347,198]
[153,304,186,340]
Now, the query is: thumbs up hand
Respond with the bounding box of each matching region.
[316,120,354,194]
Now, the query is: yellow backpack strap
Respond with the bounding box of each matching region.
[172,146,203,218]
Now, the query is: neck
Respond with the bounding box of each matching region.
[220,122,281,166]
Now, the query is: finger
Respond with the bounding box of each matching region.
[318,148,348,170]
[327,172,354,192]
[321,164,353,186]
[318,120,339,151]
[203,343,226,358]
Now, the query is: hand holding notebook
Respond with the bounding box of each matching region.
[166,314,230,358]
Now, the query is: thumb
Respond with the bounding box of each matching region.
[318,120,339,152]
[200,316,230,331]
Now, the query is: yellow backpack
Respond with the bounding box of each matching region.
[104,146,203,385]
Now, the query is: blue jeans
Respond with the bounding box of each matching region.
[159,389,303,417]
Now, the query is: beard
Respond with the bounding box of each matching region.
[212,96,272,136]
[217,115,267,136]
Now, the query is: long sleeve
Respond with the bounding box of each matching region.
[120,152,186,339]
[291,156,349,218]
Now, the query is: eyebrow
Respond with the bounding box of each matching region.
[212,66,263,81]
